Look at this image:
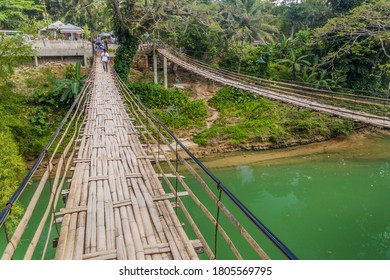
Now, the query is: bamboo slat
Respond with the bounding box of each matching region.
[103,182,115,251]
[23,155,65,260]
[83,250,117,260]
[53,56,205,261]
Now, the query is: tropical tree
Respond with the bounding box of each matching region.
[301,67,335,89]
[0,35,35,84]
[220,0,278,44]
[313,70,335,89]
[180,18,223,61]
[326,0,365,14]
[313,0,390,92]
[275,0,331,38]
[0,0,43,30]
[107,0,223,78]
[218,0,278,72]
[61,0,108,38]
[275,49,311,80]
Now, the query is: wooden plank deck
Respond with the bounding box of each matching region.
[158,49,390,129]
[55,61,198,260]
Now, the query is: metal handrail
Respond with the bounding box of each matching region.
[112,69,298,260]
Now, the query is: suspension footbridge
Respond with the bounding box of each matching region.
[0,57,297,260]
[157,49,390,129]
[2,47,388,260]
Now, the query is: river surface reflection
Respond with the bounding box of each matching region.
[204,133,390,259]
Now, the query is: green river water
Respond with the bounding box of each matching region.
[1,133,389,260]
[198,133,390,260]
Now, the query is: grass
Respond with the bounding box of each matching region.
[127,82,208,130]
[193,87,354,146]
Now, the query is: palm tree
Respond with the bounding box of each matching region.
[220,0,278,72]
[221,0,278,44]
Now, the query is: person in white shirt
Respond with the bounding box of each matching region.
[101,49,110,72]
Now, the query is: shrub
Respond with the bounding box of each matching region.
[199,87,354,147]
[0,131,25,231]
[128,83,208,130]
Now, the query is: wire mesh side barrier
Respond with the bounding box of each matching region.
[176,51,390,117]
[112,70,297,260]
[0,66,94,260]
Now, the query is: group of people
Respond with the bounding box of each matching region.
[95,41,110,72]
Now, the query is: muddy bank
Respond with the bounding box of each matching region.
[24,128,389,177]
[194,129,390,168]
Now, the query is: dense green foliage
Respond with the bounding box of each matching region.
[103,0,387,93]
[179,18,222,61]
[0,35,35,83]
[0,64,86,229]
[0,131,25,231]
[114,31,139,80]
[0,0,42,30]
[312,0,390,93]
[194,87,354,146]
[127,83,208,129]
[11,0,386,93]
[2,66,83,155]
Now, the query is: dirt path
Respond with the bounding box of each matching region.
[190,79,220,129]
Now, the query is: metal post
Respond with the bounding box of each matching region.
[163,56,168,89]
[153,50,158,84]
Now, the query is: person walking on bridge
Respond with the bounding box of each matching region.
[101,49,110,72]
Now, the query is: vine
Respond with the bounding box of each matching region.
[114,30,139,80]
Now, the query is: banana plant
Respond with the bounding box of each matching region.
[60,61,83,103]
[71,61,81,95]
[275,49,311,80]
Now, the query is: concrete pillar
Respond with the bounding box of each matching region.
[163,56,168,89]
[145,55,149,68]
[153,50,158,84]
[84,54,87,66]
[34,56,39,67]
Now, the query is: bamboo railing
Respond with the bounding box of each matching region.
[112,69,297,260]
[1,57,298,260]
[0,64,94,260]
[158,49,390,128]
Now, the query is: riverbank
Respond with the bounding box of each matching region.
[198,127,390,168]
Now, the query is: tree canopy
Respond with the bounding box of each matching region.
[313,0,390,91]
[0,0,43,30]
[0,35,35,83]
[0,0,388,92]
